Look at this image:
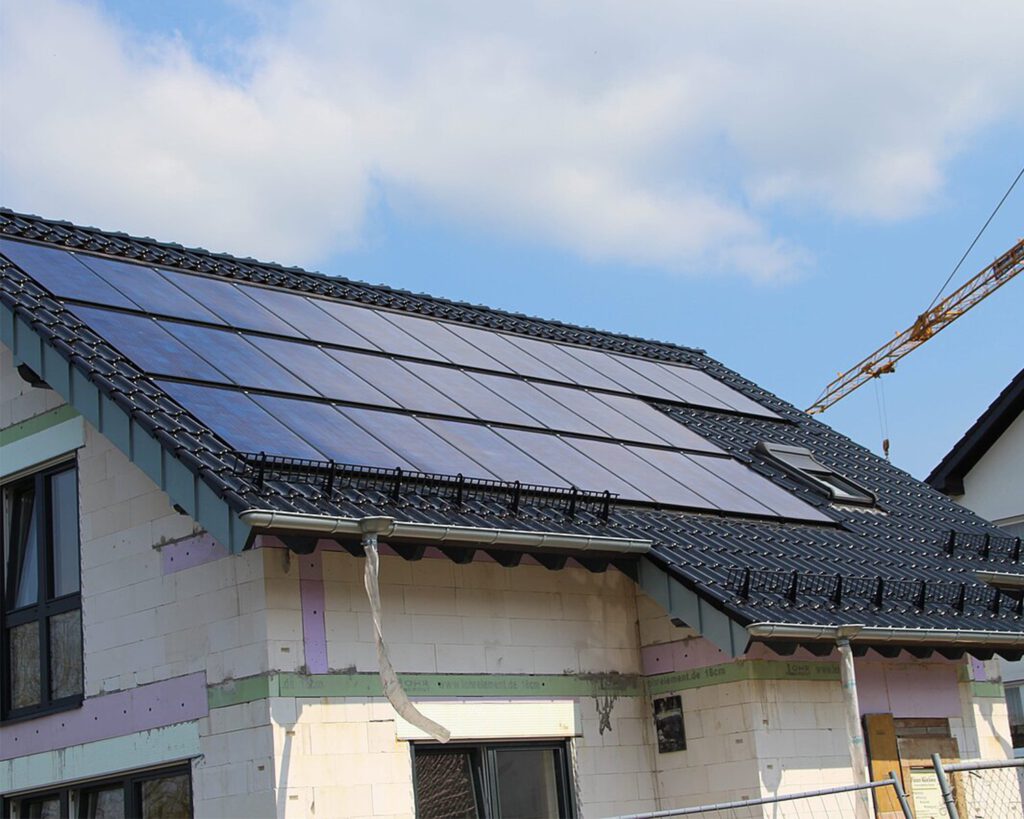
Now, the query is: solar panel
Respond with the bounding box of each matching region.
[75,256,223,325]
[628,447,776,516]
[337,407,496,478]
[590,392,723,454]
[248,336,398,408]
[420,419,567,487]
[663,365,779,418]
[160,322,311,394]
[468,373,605,437]
[160,271,297,335]
[399,361,536,426]
[235,285,374,348]
[317,303,440,360]
[610,355,734,411]
[443,324,568,381]
[560,438,714,509]
[690,454,830,521]
[252,395,412,469]
[157,381,324,459]
[1,240,137,308]
[326,349,467,417]
[557,345,678,401]
[494,429,651,499]
[533,383,668,446]
[502,335,625,391]
[70,306,225,382]
[381,313,512,373]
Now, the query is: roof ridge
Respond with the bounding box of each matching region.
[0,207,708,359]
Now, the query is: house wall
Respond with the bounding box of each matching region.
[957,408,1024,527]
[0,348,276,816]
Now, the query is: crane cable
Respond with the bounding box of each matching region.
[926,162,1024,311]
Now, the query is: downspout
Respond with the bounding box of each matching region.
[359,517,451,743]
[836,626,872,819]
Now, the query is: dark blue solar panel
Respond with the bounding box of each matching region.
[160,322,310,394]
[70,306,225,381]
[591,393,724,454]
[248,336,398,408]
[494,429,651,499]
[504,335,624,391]
[159,271,297,335]
[468,373,604,437]
[686,454,829,521]
[611,356,734,411]
[559,346,678,401]
[533,384,665,445]
[628,447,775,516]
[561,438,713,510]
[399,362,536,426]
[420,419,567,487]
[338,407,496,478]
[1,240,137,308]
[74,256,223,324]
[665,365,778,418]
[157,381,324,459]
[326,350,467,417]
[318,304,439,360]
[382,313,512,373]
[443,324,567,381]
[252,395,412,469]
[237,285,376,349]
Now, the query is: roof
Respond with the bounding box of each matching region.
[2,207,1022,659]
[926,368,1024,495]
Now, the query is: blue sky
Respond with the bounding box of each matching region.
[2,0,1021,480]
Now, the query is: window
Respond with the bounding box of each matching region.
[3,766,192,818]
[2,462,82,719]
[1006,684,1024,757]
[754,442,875,505]
[413,742,575,818]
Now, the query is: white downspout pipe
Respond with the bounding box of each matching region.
[359,516,451,743]
[836,627,872,819]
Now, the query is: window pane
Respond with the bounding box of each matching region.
[82,785,126,818]
[494,748,563,818]
[415,749,482,819]
[49,609,83,699]
[6,482,39,609]
[50,468,80,597]
[9,620,41,708]
[138,773,191,819]
[21,795,62,819]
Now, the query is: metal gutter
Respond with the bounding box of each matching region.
[238,509,652,554]
[976,571,1024,588]
[747,622,1024,646]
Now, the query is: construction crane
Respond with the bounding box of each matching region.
[806,237,1024,415]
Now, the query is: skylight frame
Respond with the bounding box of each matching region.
[755,441,876,506]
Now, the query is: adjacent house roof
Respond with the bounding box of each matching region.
[926,368,1024,495]
[2,208,1022,659]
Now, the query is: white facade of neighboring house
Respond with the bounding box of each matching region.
[929,368,1024,756]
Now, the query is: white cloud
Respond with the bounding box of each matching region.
[2,0,1021,280]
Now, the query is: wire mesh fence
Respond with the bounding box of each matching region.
[610,775,911,819]
[931,756,1024,819]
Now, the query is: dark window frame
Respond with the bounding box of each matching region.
[3,764,193,819]
[755,441,876,506]
[412,739,576,818]
[1,460,83,721]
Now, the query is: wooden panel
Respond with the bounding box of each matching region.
[864,713,904,818]
[898,736,964,819]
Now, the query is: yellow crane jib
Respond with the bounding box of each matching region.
[806,238,1024,415]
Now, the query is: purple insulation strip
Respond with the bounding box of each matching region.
[161,533,228,574]
[299,551,329,674]
[0,672,207,760]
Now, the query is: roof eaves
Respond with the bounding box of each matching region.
[926,369,1024,495]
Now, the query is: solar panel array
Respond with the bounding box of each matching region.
[2,239,826,522]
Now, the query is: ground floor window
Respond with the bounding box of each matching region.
[3,765,191,819]
[413,741,574,818]
[1006,683,1024,756]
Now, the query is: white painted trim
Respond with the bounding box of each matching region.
[0,722,200,795]
[0,417,85,481]
[395,699,581,741]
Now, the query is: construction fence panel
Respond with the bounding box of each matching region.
[928,756,1024,819]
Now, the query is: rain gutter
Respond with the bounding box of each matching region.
[239,509,652,554]
[747,622,1024,646]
